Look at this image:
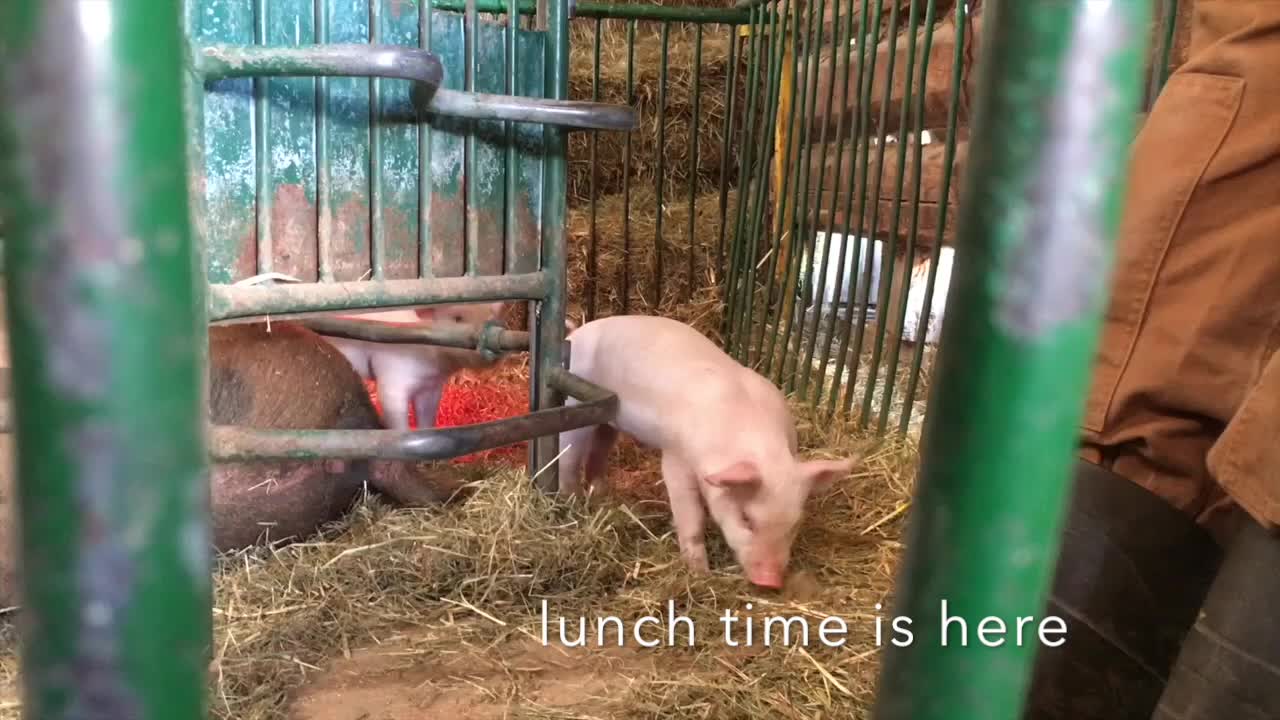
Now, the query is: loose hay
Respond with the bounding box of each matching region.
[567,186,735,339]
[0,399,917,720]
[567,17,748,208]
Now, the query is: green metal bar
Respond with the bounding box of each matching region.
[687,23,704,300]
[502,0,518,275]
[531,0,571,491]
[0,2,210,719]
[870,2,1153,719]
[759,0,811,376]
[899,1,968,434]
[879,0,939,434]
[737,0,788,366]
[859,0,922,427]
[421,0,436,278]
[839,0,902,419]
[254,0,272,275]
[430,0,753,24]
[1148,0,1179,107]
[369,1,386,279]
[722,6,765,346]
[316,0,333,281]
[810,0,872,408]
[587,16,602,320]
[715,27,740,276]
[465,0,481,276]
[772,0,830,386]
[824,0,883,420]
[653,21,672,308]
[794,0,856,398]
[620,18,636,314]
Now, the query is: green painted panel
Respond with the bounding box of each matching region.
[192,0,257,283]
[323,0,375,281]
[266,0,319,279]
[375,0,421,280]
[188,0,550,290]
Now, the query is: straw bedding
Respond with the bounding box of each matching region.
[0,387,917,720]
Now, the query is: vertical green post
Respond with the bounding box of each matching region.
[532,0,570,490]
[0,1,211,719]
[870,2,1150,719]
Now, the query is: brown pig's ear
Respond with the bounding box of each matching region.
[801,458,857,493]
[704,461,762,488]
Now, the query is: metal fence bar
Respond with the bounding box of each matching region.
[771,0,827,385]
[316,0,334,281]
[254,0,272,275]
[878,0,939,434]
[722,6,765,347]
[899,4,966,434]
[839,0,901,418]
[421,0,437,278]
[759,0,809,377]
[687,24,704,300]
[465,0,481,276]
[531,0,572,490]
[870,2,1152,718]
[587,17,603,319]
[810,0,873,409]
[822,0,883,418]
[0,2,212,718]
[794,0,859,399]
[503,0,518,274]
[859,0,922,426]
[715,26,740,274]
[737,1,786,365]
[653,21,671,308]
[621,18,637,314]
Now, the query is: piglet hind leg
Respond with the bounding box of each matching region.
[411,381,447,429]
[582,424,619,495]
[554,425,596,496]
[661,452,710,573]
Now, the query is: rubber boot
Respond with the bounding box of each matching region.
[1021,459,1224,720]
[1151,515,1280,719]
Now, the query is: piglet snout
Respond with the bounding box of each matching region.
[748,565,785,590]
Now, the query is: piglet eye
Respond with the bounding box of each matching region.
[741,512,753,532]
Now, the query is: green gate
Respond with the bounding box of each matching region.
[184,0,640,481]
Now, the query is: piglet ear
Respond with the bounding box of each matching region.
[704,460,762,488]
[801,457,857,493]
[488,301,507,317]
[414,306,437,321]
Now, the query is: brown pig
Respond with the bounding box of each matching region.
[208,321,464,552]
[556,314,858,589]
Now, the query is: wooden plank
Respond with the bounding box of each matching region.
[808,11,984,139]
[806,137,968,249]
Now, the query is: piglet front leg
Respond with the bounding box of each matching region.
[661,452,710,573]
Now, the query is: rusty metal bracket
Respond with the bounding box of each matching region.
[207,367,615,461]
[194,42,637,132]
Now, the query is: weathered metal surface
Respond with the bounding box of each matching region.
[206,271,547,320]
[0,1,211,718]
[209,367,615,461]
[298,316,531,354]
[870,1,1152,719]
[197,43,446,87]
[187,1,554,287]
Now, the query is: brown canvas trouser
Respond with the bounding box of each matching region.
[1078,0,1280,544]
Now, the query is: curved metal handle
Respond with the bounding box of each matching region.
[195,43,638,132]
[198,43,445,88]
